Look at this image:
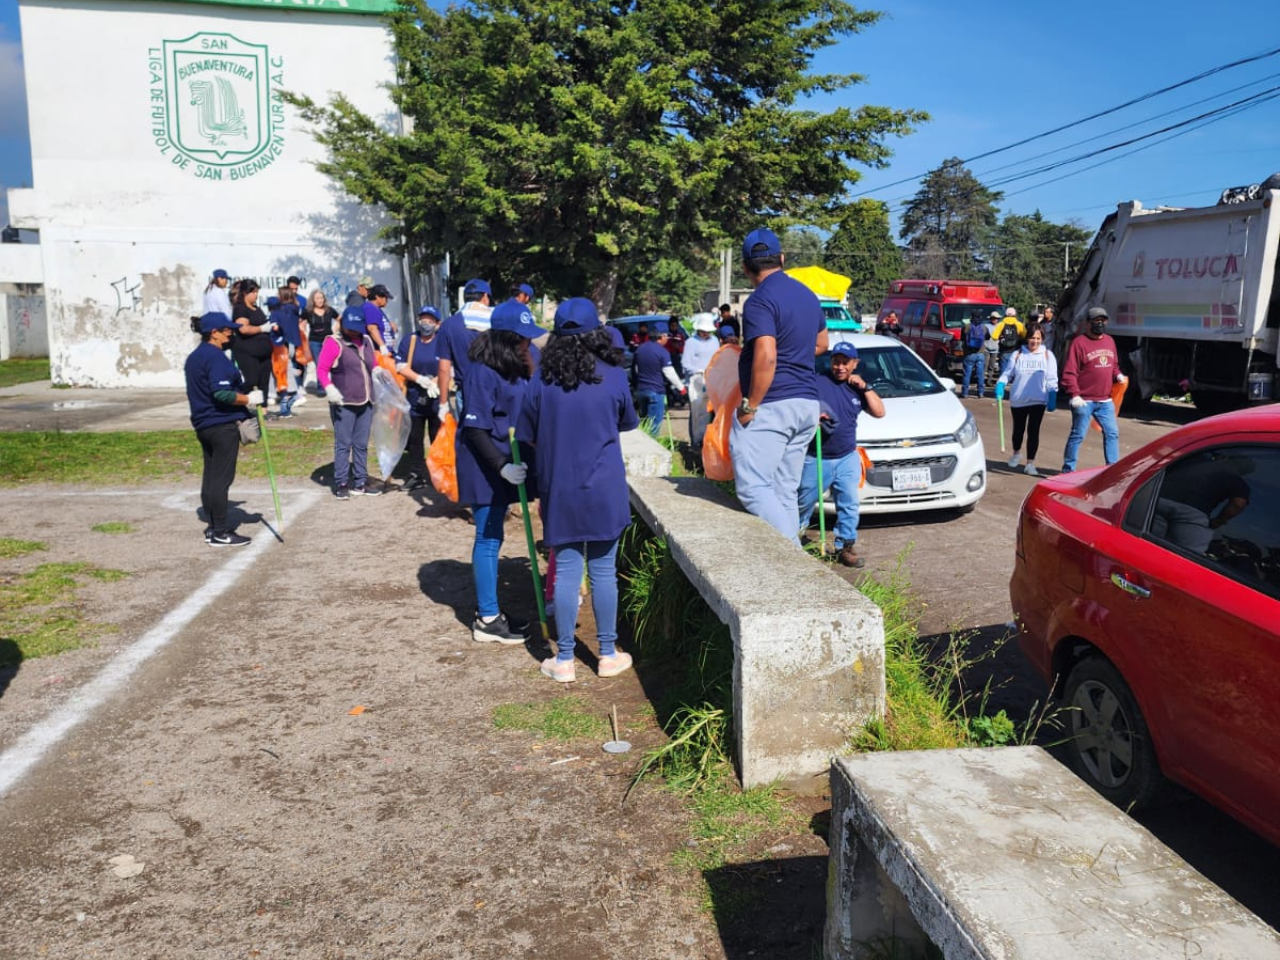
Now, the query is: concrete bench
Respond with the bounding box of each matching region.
[826,746,1280,960]
[626,474,886,790]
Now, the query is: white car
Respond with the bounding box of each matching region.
[822,333,985,516]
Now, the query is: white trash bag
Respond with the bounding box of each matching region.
[370,366,412,481]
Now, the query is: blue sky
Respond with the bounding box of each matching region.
[2,0,1278,234]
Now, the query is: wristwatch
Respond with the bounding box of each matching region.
[740,398,757,416]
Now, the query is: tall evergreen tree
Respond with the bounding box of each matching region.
[900,159,1001,278]
[823,198,902,312]
[284,0,924,313]
[988,212,1093,313]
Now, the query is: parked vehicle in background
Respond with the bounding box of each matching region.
[1011,406,1280,845]
[607,313,688,406]
[815,333,986,516]
[1058,175,1280,414]
[878,279,1004,378]
[785,265,863,335]
[819,299,862,335]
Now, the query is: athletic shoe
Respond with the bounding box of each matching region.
[208,532,251,547]
[292,393,307,408]
[405,474,427,491]
[334,484,351,501]
[353,483,382,497]
[203,527,213,543]
[597,652,633,679]
[472,613,526,645]
[1024,464,1040,477]
[541,657,577,683]
[837,542,865,569]
[1007,452,1022,468]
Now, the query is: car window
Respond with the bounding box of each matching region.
[944,305,987,330]
[903,302,925,327]
[854,346,946,398]
[925,305,942,329]
[1142,444,1280,599]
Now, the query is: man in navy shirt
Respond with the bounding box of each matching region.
[363,284,396,356]
[436,278,494,411]
[632,322,686,436]
[797,342,885,567]
[730,228,828,543]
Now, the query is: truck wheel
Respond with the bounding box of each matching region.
[934,353,951,377]
[1063,658,1164,811]
[1191,391,1243,416]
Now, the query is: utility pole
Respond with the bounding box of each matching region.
[719,249,731,307]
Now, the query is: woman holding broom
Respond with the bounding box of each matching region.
[516,297,639,683]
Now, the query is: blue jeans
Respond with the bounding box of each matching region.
[999,349,1017,377]
[961,352,986,397]
[636,389,666,437]
[552,539,620,662]
[330,402,373,487]
[730,397,820,545]
[471,494,512,619]
[797,452,861,547]
[1062,399,1119,471]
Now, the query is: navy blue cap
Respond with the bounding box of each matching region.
[418,305,441,320]
[831,341,858,359]
[464,278,491,298]
[718,325,734,338]
[742,227,782,261]
[650,319,671,335]
[340,306,367,334]
[265,295,281,309]
[552,297,600,335]
[199,312,234,334]
[489,299,541,339]
[518,283,535,299]
[212,268,229,280]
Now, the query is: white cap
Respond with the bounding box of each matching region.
[691,312,718,333]
[1005,306,1017,316]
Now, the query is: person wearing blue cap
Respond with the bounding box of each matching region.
[632,321,686,437]
[516,297,639,682]
[732,227,828,544]
[797,342,884,567]
[436,278,494,409]
[184,312,264,546]
[458,298,541,644]
[511,282,535,305]
[317,306,381,499]
[395,305,444,490]
[204,269,232,317]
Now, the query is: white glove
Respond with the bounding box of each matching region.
[263,321,277,333]
[499,462,528,486]
[423,376,440,398]
[380,344,392,357]
[245,389,264,408]
[1116,374,1128,384]
[325,384,344,405]
[1069,395,1086,410]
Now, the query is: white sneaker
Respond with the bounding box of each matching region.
[1024,463,1040,477]
[1007,452,1022,468]
[292,393,308,407]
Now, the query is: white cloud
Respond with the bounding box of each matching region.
[0,34,29,139]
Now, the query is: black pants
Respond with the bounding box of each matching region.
[1011,404,1046,460]
[196,421,240,535]
[232,350,272,398]
[406,408,441,474]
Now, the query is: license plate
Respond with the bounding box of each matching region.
[891,467,931,491]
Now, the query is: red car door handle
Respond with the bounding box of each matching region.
[1110,573,1152,599]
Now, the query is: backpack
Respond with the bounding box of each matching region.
[998,322,1020,350]
[965,321,987,351]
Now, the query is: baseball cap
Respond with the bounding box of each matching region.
[1087,306,1109,320]
[341,306,368,333]
[489,299,541,339]
[1005,307,1017,316]
[198,312,235,335]
[552,297,600,335]
[650,320,671,336]
[464,278,491,298]
[831,341,859,359]
[718,325,735,338]
[518,283,535,299]
[989,310,1002,319]
[212,268,229,280]
[417,305,441,320]
[368,284,394,300]
[742,227,782,261]
[358,275,374,288]
[691,312,718,333]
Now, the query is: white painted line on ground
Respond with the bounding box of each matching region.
[0,489,322,800]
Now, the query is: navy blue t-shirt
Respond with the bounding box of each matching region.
[184,342,247,431]
[395,331,440,413]
[811,372,865,460]
[436,311,481,384]
[739,271,825,402]
[516,360,639,546]
[456,362,531,506]
[270,302,302,347]
[633,340,672,393]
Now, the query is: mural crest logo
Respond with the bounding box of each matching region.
[147,32,285,182]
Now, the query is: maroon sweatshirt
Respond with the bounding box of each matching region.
[1061,334,1121,401]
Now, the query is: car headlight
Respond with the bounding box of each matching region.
[955,411,979,448]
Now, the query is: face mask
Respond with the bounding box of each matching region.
[417,321,439,338]
[1089,320,1107,336]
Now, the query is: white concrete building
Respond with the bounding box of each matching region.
[0,0,405,385]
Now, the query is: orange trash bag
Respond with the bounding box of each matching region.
[271,345,289,392]
[1090,378,1128,432]
[858,447,872,488]
[374,351,406,392]
[428,412,459,502]
[700,343,742,481]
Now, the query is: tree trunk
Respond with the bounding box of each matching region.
[592,264,619,318]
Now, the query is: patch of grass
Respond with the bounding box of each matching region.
[0,430,338,484]
[0,538,47,559]
[492,695,609,741]
[91,522,134,535]
[0,358,50,389]
[0,561,129,665]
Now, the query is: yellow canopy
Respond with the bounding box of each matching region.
[784,266,851,302]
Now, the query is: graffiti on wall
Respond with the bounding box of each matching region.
[111,276,144,316]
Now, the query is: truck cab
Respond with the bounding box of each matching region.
[878,280,1004,376]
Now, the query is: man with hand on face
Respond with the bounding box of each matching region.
[731,227,827,543]
[797,342,885,567]
[1061,306,1127,471]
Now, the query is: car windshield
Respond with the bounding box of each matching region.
[944,304,999,329]
[823,304,855,324]
[851,346,946,398]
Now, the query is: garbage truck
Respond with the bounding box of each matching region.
[1057,174,1280,414]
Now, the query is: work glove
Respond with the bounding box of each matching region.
[262,321,277,334]
[380,344,393,357]
[245,389,264,408]
[499,462,528,486]
[1046,390,1058,413]
[423,376,441,398]
[1116,374,1128,384]
[325,384,344,405]
[1069,395,1086,410]
[994,382,1005,401]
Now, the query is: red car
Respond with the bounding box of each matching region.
[1011,406,1280,845]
